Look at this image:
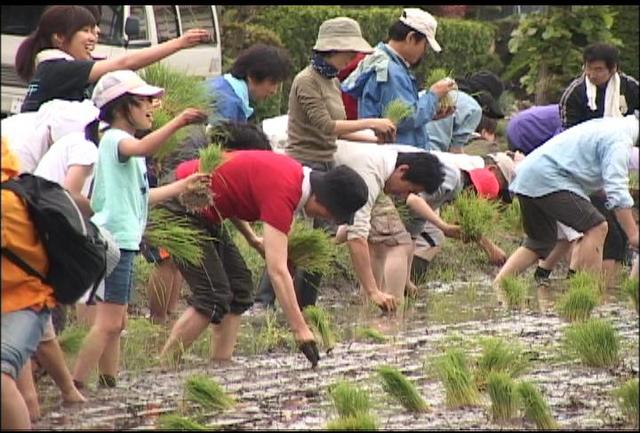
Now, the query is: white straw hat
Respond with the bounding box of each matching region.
[313,17,373,53]
[399,8,442,52]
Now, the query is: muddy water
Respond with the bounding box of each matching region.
[34,275,639,430]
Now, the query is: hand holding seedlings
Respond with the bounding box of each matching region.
[178,108,208,126]
[179,28,211,47]
[430,77,456,98]
[368,118,397,143]
[441,223,462,239]
[371,289,397,312]
[298,340,320,368]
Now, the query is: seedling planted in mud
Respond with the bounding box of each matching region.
[499,276,528,310]
[487,372,518,423]
[568,270,603,293]
[564,319,620,368]
[145,208,213,266]
[121,318,166,372]
[441,189,501,242]
[475,337,529,391]
[557,280,599,322]
[303,305,337,352]
[329,380,372,418]
[377,365,429,412]
[621,276,639,314]
[354,327,388,343]
[157,413,207,430]
[613,378,639,427]
[516,381,557,429]
[382,98,414,126]
[288,220,336,276]
[184,374,235,411]
[499,198,522,234]
[325,413,378,430]
[435,349,480,408]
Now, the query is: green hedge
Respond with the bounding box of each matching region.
[253,6,497,115]
[611,5,639,78]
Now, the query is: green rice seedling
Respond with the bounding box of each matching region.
[613,378,639,427]
[500,198,522,235]
[325,413,378,430]
[132,254,156,290]
[516,381,557,429]
[377,365,429,412]
[57,325,88,355]
[175,142,225,213]
[145,208,214,266]
[499,276,528,310]
[303,305,337,352]
[557,281,599,322]
[621,276,639,314]
[475,337,529,391]
[563,319,620,368]
[198,142,225,174]
[354,326,388,343]
[441,189,501,242]
[288,219,336,276]
[425,68,456,111]
[184,374,235,411]
[382,98,414,126]
[237,309,295,355]
[329,380,371,418]
[121,318,166,372]
[487,372,518,423]
[157,414,207,430]
[435,349,480,407]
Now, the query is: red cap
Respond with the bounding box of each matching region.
[467,168,499,199]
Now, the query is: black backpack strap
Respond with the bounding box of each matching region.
[1,247,47,281]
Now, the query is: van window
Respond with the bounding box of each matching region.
[1,5,46,36]
[129,5,150,41]
[178,6,217,45]
[96,6,124,46]
[153,6,179,43]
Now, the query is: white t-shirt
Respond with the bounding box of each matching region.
[34,132,98,197]
[1,112,47,173]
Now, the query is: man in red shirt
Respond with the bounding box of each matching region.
[159,150,368,367]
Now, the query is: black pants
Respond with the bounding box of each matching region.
[590,193,628,262]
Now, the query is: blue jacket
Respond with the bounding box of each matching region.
[205,75,247,123]
[425,90,482,151]
[341,42,438,149]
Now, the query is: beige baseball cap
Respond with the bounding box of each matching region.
[487,152,516,184]
[92,70,164,109]
[399,8,442,52]
[313,17,373,53]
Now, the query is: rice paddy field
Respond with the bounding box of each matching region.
[32,227,639,430]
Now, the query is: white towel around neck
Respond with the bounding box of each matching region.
[585,72,622,117]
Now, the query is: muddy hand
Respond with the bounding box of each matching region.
[371,289,397,312]
[179,108,208,126]
[298,340,320,368]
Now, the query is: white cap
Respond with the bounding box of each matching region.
[36,99,100,142]
[399,8,442,53]
[92,70,164,109]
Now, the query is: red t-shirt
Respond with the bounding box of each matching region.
[337,52,366,121]
[175,151,303,234]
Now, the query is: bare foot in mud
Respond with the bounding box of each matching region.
[62,387,87,405]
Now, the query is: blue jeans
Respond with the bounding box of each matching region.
[103,250,137,305]
[1,308,50,380]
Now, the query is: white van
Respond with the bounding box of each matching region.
[1,5,222,116]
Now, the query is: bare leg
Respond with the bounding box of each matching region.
[493,246,540,287]
[538,240,573,272]
[211,313,242,360]
[631,255,639,279]
[601,259,621,289]
[569,222,608,273]
[15,359,39,422]
[368,243,386,291]
[75,303,97,328]
[36,339,85,403]
[160,306,210,365]
[2,372,32,429]
[382,244,412,301]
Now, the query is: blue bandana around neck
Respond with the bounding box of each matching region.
[223,73,254,119]
[311,52,339,79]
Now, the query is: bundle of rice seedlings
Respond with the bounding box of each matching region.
[435,349,480,407]
[377,365,429,412]
[441,189,501,242]
[325,413,377,430]
[303,305,336,352]
[621,276,639,314]
[563,319,620,368]
[157,414,207,431]
[499,276,528,310]
[613,378,639,427]
[425,68,456,111]
[354,327,388,343]
[382,98,414,125]
[487,372,518,423]
[184,375,235,411]
[177,142,226,213]
[557,281,599,322]
[287,220,336,276]
[475,337,529,391]
[58,325,88,355]
[329,380,371,418]
[145,208,213,266]
[140,63,212,164]
[516,381,557,429]
[568,270,603,293]
[132,253,156,289]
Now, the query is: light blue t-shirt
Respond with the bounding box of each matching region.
[425,90,482,152]
[90,128,149,250]
[510,116,636,210]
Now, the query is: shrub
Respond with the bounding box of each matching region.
[564,319,620,368]
[487,372,518,423]
[435,349,481,407]
[377,365,429,412]
[516,381,557,429]
[610,5,639,78]
[329,381,371,418]
[184,375,235,411]
[613,378,639,427]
